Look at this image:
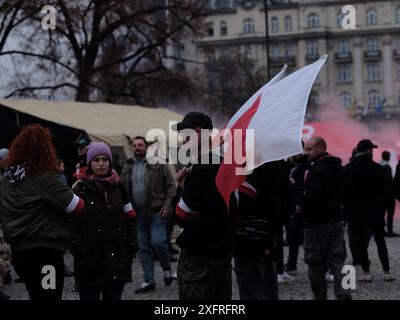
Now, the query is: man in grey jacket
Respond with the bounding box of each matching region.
[121,136,176,293]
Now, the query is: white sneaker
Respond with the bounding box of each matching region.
[358,271,373,282]
[325,271,334,283]
[383,271,395,282]
[278,272,295,283]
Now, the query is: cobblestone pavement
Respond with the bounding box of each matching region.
[3,221,400,300]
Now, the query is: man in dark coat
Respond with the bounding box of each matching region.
[302,136,351,300]
[285,153,308,273]
[173,112,236,300]
[344,139,394,282]
[234,160,295,299]
[380,151,398,237]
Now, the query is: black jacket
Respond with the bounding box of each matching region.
[391,161,400,200]
[381,162,394,199]
[71,179,138,288]
[234,161,295,257]
[289,158,308,206]
[302,153,344,227]
[344,153,387,227]
[175,152,236,259]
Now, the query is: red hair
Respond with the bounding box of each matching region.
[6,124,58,176]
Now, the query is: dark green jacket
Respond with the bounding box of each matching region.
[0,171,76,252]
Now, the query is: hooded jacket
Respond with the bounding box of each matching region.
[302,153,344,227]
[0,165,84,252]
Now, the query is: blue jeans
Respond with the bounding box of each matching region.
[136,208,171,284]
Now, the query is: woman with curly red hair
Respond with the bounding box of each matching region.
[0,124,84,300]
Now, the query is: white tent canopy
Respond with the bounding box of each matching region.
[0,99,183,157]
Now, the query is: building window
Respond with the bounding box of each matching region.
[306,40,319,55]
[339,91,352,109]
[220,20,227,36]
[271,16,279,33]
[366,8,378,26]
[396,36,400,50]
[219,47,229,61]
[396,7,400,23]
[367,63,380,81]
[209,0,216,10]
[285,45,294,57]
[337,11,345,28]
[284,16,292,32]
[368,90,381,107]
[338,39,350,53]
[398,90,400,106]
[244,45,252,60]
[207,51,215,62]
[367,37,379,52]
[308,91,320,109]
[397,63,400,80]
[308,13,320,29]
[206,21,214,36]
[338,65,351,83]
[243,18,255,34]
[217,0,229,8]
[271,46,280,58]
[175,43,185,57]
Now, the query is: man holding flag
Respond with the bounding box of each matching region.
[175,55,339,300]
[173,112,237,300]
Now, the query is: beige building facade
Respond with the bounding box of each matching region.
[178,0,400,119]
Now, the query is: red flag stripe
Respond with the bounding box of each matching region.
[215,94,262,210]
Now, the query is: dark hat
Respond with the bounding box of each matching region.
[172,112,213,131]
[356,139,378,152]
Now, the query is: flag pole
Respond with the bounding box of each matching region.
[263,0,271,81]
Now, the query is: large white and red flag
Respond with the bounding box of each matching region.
[216,55,327,208]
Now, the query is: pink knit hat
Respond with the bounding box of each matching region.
[86,142,112,164]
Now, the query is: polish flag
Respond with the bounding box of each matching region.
[216,55,327,208]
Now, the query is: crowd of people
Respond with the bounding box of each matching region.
[0,112,399,300]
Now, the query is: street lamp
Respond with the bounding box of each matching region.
[263,0,271,81]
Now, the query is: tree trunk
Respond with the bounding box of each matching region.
[75,79,91,102]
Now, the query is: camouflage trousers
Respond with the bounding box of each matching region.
[0,245,11,287]
[177,248,232,300]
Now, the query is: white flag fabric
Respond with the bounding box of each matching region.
[225,64,288,129]
[216,55,327,208]
[244,55,327,171]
